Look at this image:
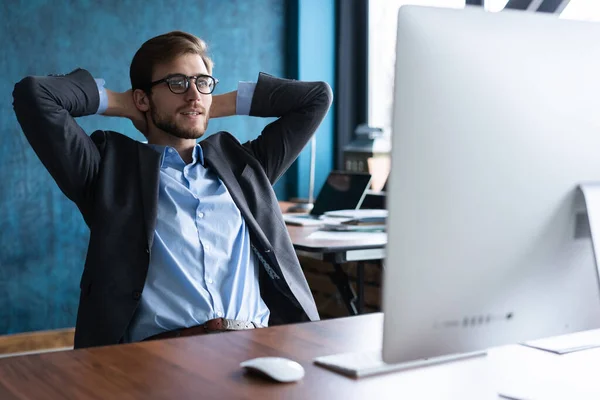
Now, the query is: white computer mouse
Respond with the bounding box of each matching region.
[240,356,305,383]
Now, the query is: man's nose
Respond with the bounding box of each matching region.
[185,79,204,102]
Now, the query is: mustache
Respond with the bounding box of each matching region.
[177,106,207,114]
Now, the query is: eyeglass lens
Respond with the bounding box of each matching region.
[168,76,215,94]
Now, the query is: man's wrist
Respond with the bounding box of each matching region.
[95,78,109,114]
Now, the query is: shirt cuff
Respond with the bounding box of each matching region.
[236,82,256,115]
[95,78,108,115]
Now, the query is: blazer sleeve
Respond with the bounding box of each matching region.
[12,68,102,209]
[242,73,333,184]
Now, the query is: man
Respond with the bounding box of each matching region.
[12,31,332,348]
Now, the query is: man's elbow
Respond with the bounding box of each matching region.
[314,81,334,110]
[12,76,41,111]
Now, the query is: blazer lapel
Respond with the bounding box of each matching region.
[137,144,161,249]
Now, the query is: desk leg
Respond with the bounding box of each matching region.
[329,263,358,316]
[356,262,365,314]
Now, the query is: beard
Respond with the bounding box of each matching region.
[149,98,209,140]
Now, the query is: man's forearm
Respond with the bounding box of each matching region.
[103,89,134,118]
[210,91,237,118]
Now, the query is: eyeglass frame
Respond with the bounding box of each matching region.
[147,73,219,95]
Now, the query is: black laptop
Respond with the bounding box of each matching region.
[284,171,372,225]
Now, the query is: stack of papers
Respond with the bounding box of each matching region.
[321,224,385,232]
[307,231,387,241]
[323,209,388,219]
[322,209,387,231]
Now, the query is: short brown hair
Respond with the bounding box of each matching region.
[130,31,214,91]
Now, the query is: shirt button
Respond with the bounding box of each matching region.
[197,212,204,218]
[205,245,210,252]
[168,148,174,153]
[132,291,142,300]
[207,278,214,284]
[216,311,223,317]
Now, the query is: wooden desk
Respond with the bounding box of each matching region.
[0,315,390,400]
[1,314,598,399]
[0,314,484,400]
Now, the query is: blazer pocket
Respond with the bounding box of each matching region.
[239,163,256,182]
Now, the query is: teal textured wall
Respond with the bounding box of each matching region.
[287,0,335,200]
[0,0,288,334]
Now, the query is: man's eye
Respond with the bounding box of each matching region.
[197,79,209,88]
[170,79,187,88]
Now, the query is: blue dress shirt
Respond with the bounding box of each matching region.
[93,79,269,342]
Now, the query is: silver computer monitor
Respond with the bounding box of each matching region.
[383,5,600,365]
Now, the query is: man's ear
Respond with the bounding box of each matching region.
[133,89,150,112]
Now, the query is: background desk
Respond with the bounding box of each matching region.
[279,201,387,264]
[282,191,387,316]
[287,225,387,264]
[287,224,386,316]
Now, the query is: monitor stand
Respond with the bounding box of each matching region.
[577,183,600,280]
[516,183,600,355]
[313,349,486,378]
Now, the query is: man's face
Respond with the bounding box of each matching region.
[147,54,213,140]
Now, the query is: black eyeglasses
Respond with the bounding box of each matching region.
[148,74,219,95]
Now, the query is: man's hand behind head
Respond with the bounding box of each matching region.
[104,89,148,136]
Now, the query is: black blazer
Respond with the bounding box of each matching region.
[12,68,332,349]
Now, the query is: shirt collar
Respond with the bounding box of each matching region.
[148,143,205,168]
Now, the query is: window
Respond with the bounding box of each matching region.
[368,0,600,137]
[368,0,466,137]
[559,0,600,21]
[486,0,600,21]
[484,0,508,12]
